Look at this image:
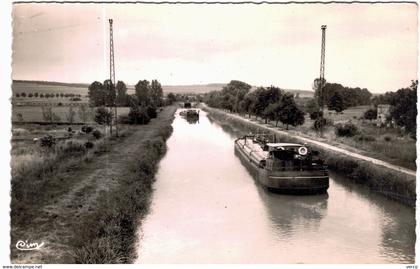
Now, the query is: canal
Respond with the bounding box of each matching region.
[136,109,415,263]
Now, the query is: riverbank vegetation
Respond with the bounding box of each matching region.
[204,79,416,170]
[70,113,174,263]
[205,80,305,128]
[11,75,177,263]
[204,106,416,207]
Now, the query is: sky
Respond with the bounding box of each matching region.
[12,3,418,93]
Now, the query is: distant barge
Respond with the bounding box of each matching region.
[234,134,329,193]
[179,109,199,118]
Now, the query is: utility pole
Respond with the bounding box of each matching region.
[318,25,327,137]
[109,19,118,137]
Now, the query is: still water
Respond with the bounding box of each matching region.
[136,109,415,263]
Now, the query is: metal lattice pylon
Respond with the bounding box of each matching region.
[109,19,118,136]
[318,25,327,136]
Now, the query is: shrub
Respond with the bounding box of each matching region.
[82,126,93,134]
[363,108,377,121]
[95,107,113,126]
[40,135,56,148]
[335,122,358,137]
[58,102,63,106]
[313,117,327,131]
[16,113,23,122]
[128,106,150,125]
[84,141,94,149]
[146,106,157,119]
[92,130,102,139]
[118,115,130,124]
[356,134,376,142]
[16,93,20,98]
[67,127,73,132]
[63,140,86,155]
[310,111,323,120]
[383,135,392,142]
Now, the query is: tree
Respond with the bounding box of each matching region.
[363,108,377,121]
[78,104,89,123]
[278,94,305,129]
[221,80,251,112]
[253,86,282,123]
[34,92,39,98]
[88,81,107,107]
[103,79,116,106]
[128,105,150,125]
[28,93,33,98]
[167,93,177,105]
[116,81,128,106]
[21,92,26,97]
[66,107,76,123]
[41,106,60,123]
[264,102,283,127]
[94,107,113,126]
[390,80,417,136]
[305,98,320,119]
[328,91,345,113]
[150,79,163,107]
[135,80,151,106]
[238,92,256,118]
[16,113,23,122]
[314,79,372,109]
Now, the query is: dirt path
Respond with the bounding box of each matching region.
[12,106,176,264]
[204,105,416,177]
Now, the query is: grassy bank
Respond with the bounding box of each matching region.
[204,107,416,207]
[10,106,176,263]
[70,123,173,263]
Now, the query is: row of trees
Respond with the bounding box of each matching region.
[88,79,164,131]
[313,79,372,112]
[38,105,92,124]
[204,80,305,129]
[16,92,83,98]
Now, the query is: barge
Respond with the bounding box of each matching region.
[179,109,200,124]
[234,134,329,193]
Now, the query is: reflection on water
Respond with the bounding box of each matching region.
[136,109,415,264]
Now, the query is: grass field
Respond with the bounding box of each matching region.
[12,81,89,96]
[297,106,416,170]
[12,105,130,123]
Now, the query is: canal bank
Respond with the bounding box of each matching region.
[11,106,177,263]
[136,108,415,263]
[202,105,416,207]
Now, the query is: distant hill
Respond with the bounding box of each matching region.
[162,84,227,94]
[13,80,90,88]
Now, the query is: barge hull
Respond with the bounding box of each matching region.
[234,141,329,194]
